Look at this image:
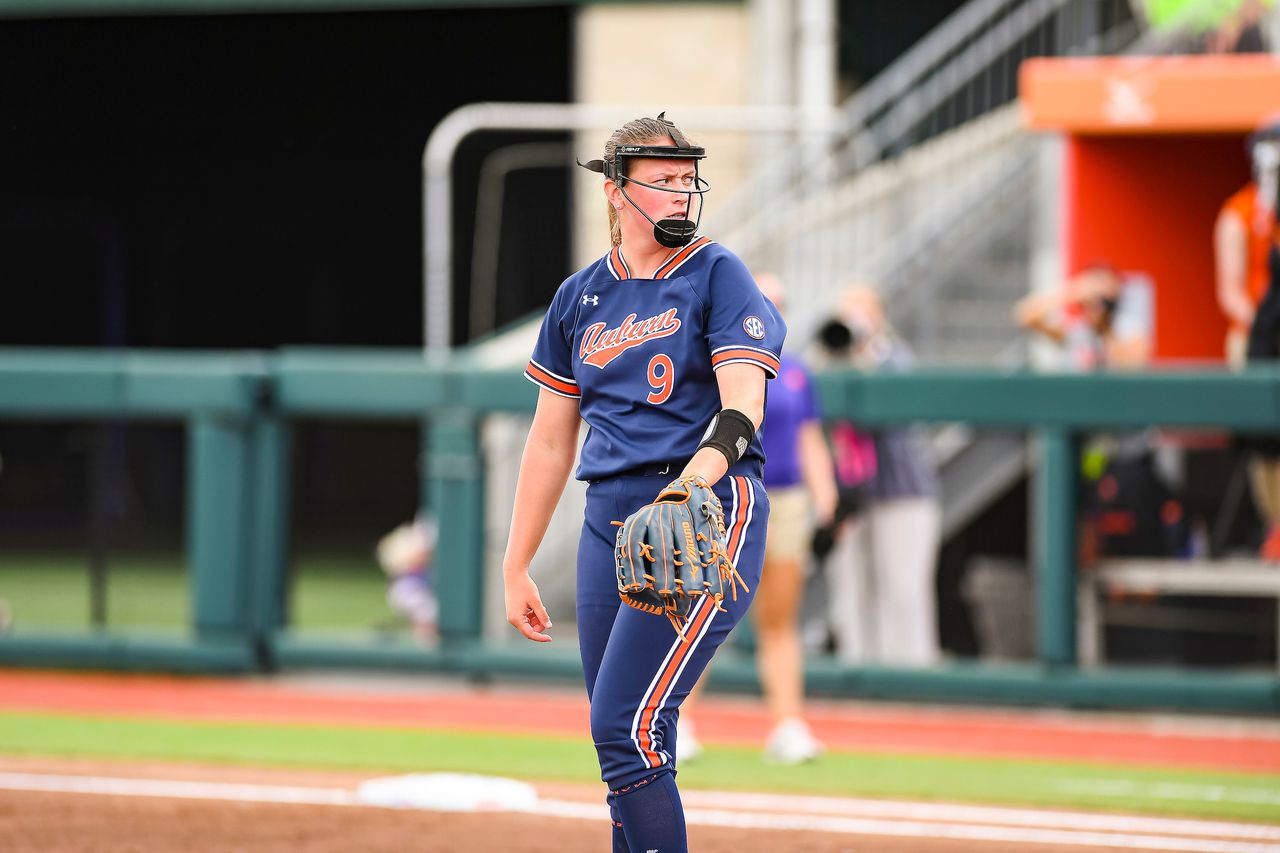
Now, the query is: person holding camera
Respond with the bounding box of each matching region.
[815,285,942,667]
[1014,263,1153,372]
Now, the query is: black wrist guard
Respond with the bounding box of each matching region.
[697,409,755,467]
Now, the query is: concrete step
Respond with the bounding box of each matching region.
[891,296,1023,336]
[930,300,1022,333]
[938,262,1030,299]
[927,337,1025,365]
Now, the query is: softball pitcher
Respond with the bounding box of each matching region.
[501,113,784,852]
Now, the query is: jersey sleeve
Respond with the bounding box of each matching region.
[525,280,581,399]
[703,253,786,378]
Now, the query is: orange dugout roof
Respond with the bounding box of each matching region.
[1020,55,1280,135]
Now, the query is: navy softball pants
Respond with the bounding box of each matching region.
[577,466,769,791]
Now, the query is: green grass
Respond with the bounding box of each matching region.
[288,553,391,631]
[0,552,186,629]
[2,711,1278,824]
[0,551,391,632]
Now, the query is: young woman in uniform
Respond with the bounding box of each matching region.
[501,113,784,852]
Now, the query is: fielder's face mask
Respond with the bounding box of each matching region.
[1248,120,1280,218]
[578,113,710,249]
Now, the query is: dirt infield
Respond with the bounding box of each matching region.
[6,758,1275,853]
[2,788,1075,853]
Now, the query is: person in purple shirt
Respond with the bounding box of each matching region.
[681,273,838,765]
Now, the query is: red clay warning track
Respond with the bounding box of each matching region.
[1,669,1278,774]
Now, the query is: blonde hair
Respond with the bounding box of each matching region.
[600,116,694,247]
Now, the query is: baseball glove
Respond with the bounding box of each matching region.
[614,476,749,639]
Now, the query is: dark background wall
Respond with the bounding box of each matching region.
[838,0,965,88]
[0,8,572,547]
[0,8,573,349]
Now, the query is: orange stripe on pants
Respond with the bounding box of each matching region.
[634,591,714,767]
[725,476,749,564]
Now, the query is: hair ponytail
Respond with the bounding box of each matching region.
[607,202,622,247]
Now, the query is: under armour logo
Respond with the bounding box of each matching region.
[583,294,599,306]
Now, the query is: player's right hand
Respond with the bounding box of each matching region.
[504,571,553,643]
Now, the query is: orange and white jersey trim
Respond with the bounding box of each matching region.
[710,343,781,378]
[606,237,714,282]
[524,358,581,399]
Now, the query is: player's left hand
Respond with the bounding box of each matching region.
[614,476,748,639]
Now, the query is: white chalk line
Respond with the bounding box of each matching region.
[678,791,1280,840]
[0,773,360,806]
[1,772,1277,853]
[660,807,1280,853]
[1056,780,1280,807]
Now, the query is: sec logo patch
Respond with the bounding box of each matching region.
[743,316,766,340]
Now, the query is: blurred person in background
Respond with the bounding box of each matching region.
[1017,265,1169,563]
[1203,0,1275,51]
[1130,0,1276,52]
[1014,262,1154,371]
[1216,117,1280,367]
[816,284,942,667]
[375,513,439,643]
[680,272,839,765]
[1247,245,1280,370]
[1249,245,1280,366]
[1216,118,1280,559]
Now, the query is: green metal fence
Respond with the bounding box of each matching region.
[1,348,1278,711]
[0,350,271,670]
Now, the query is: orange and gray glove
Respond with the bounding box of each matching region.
[614,476,748,639]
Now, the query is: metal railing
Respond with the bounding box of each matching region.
[709,0,1139,353]
[713,0,1137,229]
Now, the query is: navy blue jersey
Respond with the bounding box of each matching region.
[525,237,786,481]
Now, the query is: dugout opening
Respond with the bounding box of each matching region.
[1021,54,1280,362]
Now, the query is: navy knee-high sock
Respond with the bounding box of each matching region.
[612,770,687,853]
[608,794,630,853]
[613,820,630,853]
